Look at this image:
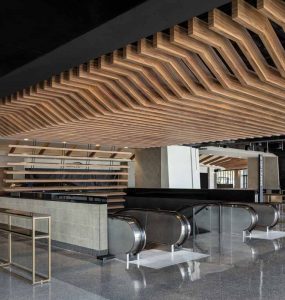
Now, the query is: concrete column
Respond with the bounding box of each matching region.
[234,170,241,189]
[135,146,200,188]
[128,161,136,188]
[213,170,218,189]
[135,147,162,188]
[248,156,280,190]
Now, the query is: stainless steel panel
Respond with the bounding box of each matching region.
[179,203,258,234]
[222,204,258,233]
[108,215,146,256]
[115,209,191,247]
[228,203,279,228]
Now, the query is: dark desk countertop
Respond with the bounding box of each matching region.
[2,193,108,205]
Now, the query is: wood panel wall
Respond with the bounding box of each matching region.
[0,0,285,147]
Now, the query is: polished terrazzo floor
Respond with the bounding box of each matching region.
[1,226,285,300]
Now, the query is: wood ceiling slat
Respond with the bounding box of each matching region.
[146,33,285,122]
[5,171,128,175]
[0,0,284,147]
[200,155,215,163]
[201,156,226,165]
[4,179,128,183]
[8,153,132,162]
[7,162,130,169]
[257,0,285,30]
[8,144,133,156]
[3,185,128,192]
[200,154,248,169]
[209,8,285,89]
[233,0,285,77]
[189,17,285,99]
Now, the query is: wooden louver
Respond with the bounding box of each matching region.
[3,144,134,209]
[199,154,248,170]
[0,0,285,147]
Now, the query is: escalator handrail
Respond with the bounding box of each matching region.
[268,204,280,228]
[177,203,221,215]
[176,214,191,246]
[115,207,178,215]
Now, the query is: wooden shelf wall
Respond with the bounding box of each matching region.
[3,143,134,210]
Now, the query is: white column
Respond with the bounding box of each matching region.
[208,167,215,189]
[162,146,201,188]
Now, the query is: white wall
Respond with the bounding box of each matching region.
[163,146,200,189]
[208,167,216,189]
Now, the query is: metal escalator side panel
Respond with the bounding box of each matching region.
[114,209,191,247]
[108,215,146,256]
[228,203,279,229]
[223,206,257,233]
[144,212,190,246]
[256,203,279,228]
[251,204,279,228]
[181,203,257,234]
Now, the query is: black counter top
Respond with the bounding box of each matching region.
[125,188,258,211]
[4,192,108,205]
[126,188,257,202]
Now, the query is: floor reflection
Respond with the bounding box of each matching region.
[1,223,285,299]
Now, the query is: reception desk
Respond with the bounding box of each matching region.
[0,196,108,256]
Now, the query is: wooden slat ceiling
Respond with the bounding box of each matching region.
[199,154,248,170]
[0,0,285,148]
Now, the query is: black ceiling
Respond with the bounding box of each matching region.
[0,0,231,99]
[0,0,145,77]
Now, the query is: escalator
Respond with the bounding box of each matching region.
[178,203,258,236]
[178,202,279,236]
[107,203,280,258]
[108,209,191,257]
